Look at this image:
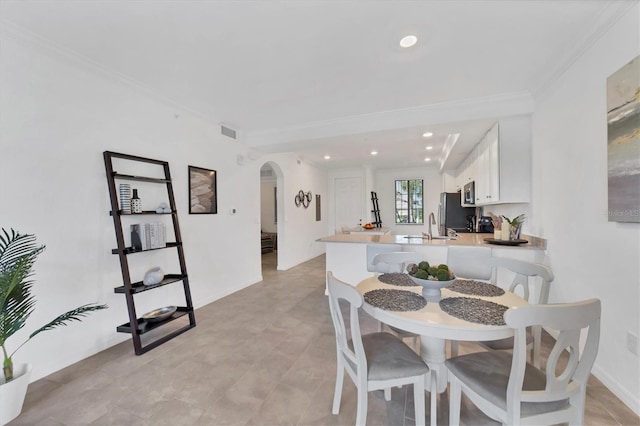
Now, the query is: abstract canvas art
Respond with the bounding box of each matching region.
[607,55,640,223]
[189,165,217,214]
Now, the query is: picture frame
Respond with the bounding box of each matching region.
[607,55,639,223]
[189,165,217,214]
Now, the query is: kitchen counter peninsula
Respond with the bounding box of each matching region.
[318,233,547,287]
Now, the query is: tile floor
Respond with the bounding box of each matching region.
[11,252,639,425]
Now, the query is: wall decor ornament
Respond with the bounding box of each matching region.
[189,165,217,214]
[607,54,640,223]
[294,190,312,208]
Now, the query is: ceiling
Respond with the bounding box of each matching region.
[0,0,630,170]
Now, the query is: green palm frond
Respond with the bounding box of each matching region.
[0,229,43,347]
[0,228,108,381]
[28,303,108,339]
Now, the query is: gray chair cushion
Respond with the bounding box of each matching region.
[446,351,569,416]
[350,332,429,381]
[481,328,533,350]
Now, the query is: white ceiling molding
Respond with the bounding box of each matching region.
[246,91,534,149]
[0,18,219,128]
[532,0,638,100]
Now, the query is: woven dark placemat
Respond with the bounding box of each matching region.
[378,273,417,287]
[448,279,505,297]
[439,297,508,325]
[364,289,427,311]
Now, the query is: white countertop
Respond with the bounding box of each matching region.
[318,232,546,250]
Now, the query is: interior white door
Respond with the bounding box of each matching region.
[334,177,363,229]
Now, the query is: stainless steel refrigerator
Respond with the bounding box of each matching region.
[439,192,475,235]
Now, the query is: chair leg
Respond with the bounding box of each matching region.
[533,325,542,369]
[384,388,391,401]
[449,375,461,426]
[430,370,437,426]
[332,357,344,415]
[414,376,426,426]
[355,384,368,426]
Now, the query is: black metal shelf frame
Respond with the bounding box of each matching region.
[104,151,196,355]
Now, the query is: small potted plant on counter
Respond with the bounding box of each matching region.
[502,214,526,240]
[0,228,107,425]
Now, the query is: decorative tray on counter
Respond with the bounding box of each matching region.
[483,238,529,246]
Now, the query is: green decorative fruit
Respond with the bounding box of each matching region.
[415,269,429,279]
[436,269,450,281]
[418,261,430,271]
[437,264,449,271]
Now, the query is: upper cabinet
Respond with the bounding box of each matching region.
[457,115,531,206]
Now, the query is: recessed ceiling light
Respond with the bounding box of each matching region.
[424,158,431,162]
[422,132,433,138]
[399,35,418,48]
[425,146,433,150]
[371,151,378,156]
[324,155,331,160]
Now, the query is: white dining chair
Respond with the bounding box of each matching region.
[446,298,601,426]
[478,257,554,368]
[327,271,436,426]
[446,246,493,281]
[446,246,493,357]
[369,252,422,352]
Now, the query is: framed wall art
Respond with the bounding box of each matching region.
[189,165,217,214]
[607,55,639,223]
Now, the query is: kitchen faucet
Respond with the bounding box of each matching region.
[425,212,436,240]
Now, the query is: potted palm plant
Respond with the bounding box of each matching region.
[0,228,107,424]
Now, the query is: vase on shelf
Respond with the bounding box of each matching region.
[119,184,131,214]
[131,189,142,214]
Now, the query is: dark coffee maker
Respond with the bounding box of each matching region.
[477,216,494,233]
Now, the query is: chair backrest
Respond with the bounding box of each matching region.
[370,252,422,273]
[447,246,493,280]
[327,272,367,377]
[504,299,601,414]
[488,257,554,304]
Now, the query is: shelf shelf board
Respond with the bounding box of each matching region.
[114,274,187,294]
[110,210,174,216]
[112,242,180,255]
[112,172,170,184]
[116,306,191,334]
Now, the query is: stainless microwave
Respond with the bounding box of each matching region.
[463,181,475,206]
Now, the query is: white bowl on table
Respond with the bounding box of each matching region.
[408,274,455,301]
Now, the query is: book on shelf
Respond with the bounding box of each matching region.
[131,223,166,251]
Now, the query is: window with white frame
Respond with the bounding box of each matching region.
[395,179,423,224]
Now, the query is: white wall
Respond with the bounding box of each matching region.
[529,5,639,412]
[259,154,328,270]
[0,28,325,381]
[375,167,443,235]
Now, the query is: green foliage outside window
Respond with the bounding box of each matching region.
[395,179,423,224]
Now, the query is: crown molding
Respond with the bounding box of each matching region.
[246,91,534,148]
[0,18,222,129]
[533,0,638,100]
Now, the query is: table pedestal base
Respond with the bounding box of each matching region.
[420,337,448,393]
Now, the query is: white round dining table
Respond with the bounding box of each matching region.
[357,276,529,393]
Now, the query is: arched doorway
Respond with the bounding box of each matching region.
[259,161,284,273]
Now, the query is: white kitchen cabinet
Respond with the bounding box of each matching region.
[475,124,500,204]
[470,115,531,206]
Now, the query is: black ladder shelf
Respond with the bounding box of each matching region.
[104,151,196,355]
[371,191,382,227]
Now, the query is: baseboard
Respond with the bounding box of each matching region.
[543,327,640,416]
[591,363,640,416]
